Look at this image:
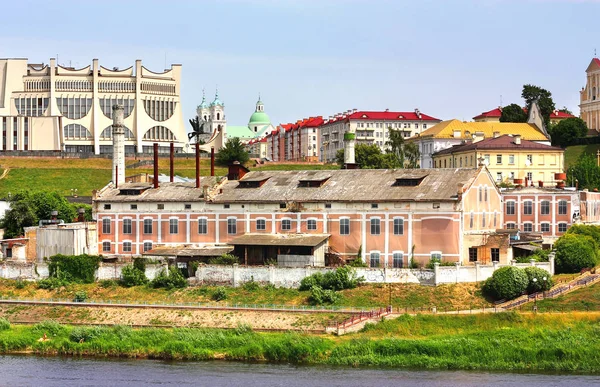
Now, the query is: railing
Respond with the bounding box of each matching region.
[332,307,391,331]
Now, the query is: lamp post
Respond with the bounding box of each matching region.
[388,283,392,313]
[532,277,538,313]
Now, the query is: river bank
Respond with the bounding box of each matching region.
[1,312,599,373]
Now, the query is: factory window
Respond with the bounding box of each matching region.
[469,247,478,262]
[256,218,266,231]
[227,218,237,234]
[63,124,92,140]
[56,97,92,119]
[540,200,550,215]
[102,218,111,234]
[370,218,381,235]
[541,223,550,232]
[558,223,568,233]
[122,219,132,234]
[143,242,153,252]
[339,218,350,235]
[143,219,153,234]
[198,218,208,234]
[491,248,500,262]
[130,204,137,210]
[157,204,165,210]
[123,241,132,253]
[104,204,111,210]
[169,218,179,234]
[370,252,380,268]
[102,241,111,252]
[393,218,404,235]
[523,223,533,232]
[506,222,516,229]
[307,219,317,230]
[506,201,515,215]
[523,201,533,215]
[558,200,568,215]
[184,204,192,210]
[282,218,292,231]
[392,252,404,268]
[371,203,378,209]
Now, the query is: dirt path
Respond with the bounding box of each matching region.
[0,167,9,180]
[0,303,348,331]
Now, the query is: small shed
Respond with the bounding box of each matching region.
[229,233,330,267]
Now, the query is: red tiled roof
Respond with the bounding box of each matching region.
[347,111,439,121]
[433,135,562,157]
[594,58,600,67]
[473,107,576,120]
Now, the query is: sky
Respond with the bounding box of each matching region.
[0,0,598,128]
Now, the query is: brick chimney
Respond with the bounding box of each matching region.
[228,161,249,180]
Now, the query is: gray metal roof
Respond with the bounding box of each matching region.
[96,177,221,202]
[213,169,481,203]
[144,245,233,257]
[229,233,330,247]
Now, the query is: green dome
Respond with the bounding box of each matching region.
[249,111,271,125]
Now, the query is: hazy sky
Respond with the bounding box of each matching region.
[1,0,597,129]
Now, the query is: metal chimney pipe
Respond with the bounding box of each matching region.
[195,142,200,188]
[169,142,174,183]
[153,143,159,189]
[210,147,215,176]
[51,210,58,221]
[77,208,85,222]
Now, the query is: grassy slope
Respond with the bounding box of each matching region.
[564,144,600,170]
[0,157,339,197]
[536,281,600,311]
[0,280,490,310]
[1,313,600,372]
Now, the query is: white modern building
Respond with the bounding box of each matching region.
[319,109,440,162]
[0,58,186,154]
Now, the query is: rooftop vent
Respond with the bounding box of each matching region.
[298,177,331,188]
[393,176,427,187]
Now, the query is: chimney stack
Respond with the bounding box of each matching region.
[210,147,215,176]
[77,208,85,222]
[195,142,200,188]
[493,131,500,138]
[169,142,174,183]
[153,143,159,189]
[111,104,125,186]
[514,135,521,145]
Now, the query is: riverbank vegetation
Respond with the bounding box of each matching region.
[0,313,599,372]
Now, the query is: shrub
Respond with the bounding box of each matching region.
[37,277,69,290]
[208,254,239,265]
[347,259,367,268]
[0,318,10,331]
[554,233,598,273]
[47,254,101,283]
[308,285,340,305]
[299,267,363,291]
[483,266,529,301]
[567,224,600,245]
[133,258,146,272]
[120,264,148,287]
[242,278,260,291]
[212,287,228,301]
[73,291,87,302]
[69,326,103,343]
[99,279,118,288]
[33,320,65,336]
[150,266,187,289]
[14,279,26,289]
[524,267,554,293]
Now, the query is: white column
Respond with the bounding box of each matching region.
[245,212,250,233]
[361,212,366,263]
[384,213,389,267]
[322,213,328,233]
[215,214,220,243]
[271,213,276,233]
[534,197,538,232]
[296,213,301,233]
[186,213,190,244]
[408,213,413,264]
[111,105,125,185]
[135,214,140,255]
[157,215,162,243]
[551,196,556,237]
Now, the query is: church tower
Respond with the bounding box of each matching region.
[208,89,227,138]
[196,89,210,123]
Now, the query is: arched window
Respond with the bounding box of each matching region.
[100,125,135,140]
[143,126,176,141]
[143,99,176,122]
[63,124,92,140]
[56,97,92,119]
[217,113,220,120]
[100,97,135,119]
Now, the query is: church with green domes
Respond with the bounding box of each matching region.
[196,92,275,143]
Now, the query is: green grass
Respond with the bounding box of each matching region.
[1,313,600,372]
[564,144,600,170]
[536,281,600,312]
[0,168,112,197]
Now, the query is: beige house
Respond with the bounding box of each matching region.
[0,58,186,154]
[580,58,600,135]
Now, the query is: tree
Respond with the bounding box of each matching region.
[524,267,554,293]
[216,137,250,166]
[385,127,405,167]
[548,117,588,147]
[567,153,600,189]
[336,144,401,169]
[499,103,527,123]
[0,190,78,238]
[521,84,556,128]
[482,266,528,301]
[188,116,206,145]
[554,233,598,274]
[403,142,420,169]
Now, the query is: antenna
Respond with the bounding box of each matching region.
[500,95,503,107]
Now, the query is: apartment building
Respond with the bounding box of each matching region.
[432,134,564,185]
[0,58,186,154]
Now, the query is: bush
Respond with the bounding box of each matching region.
[99,279,118,288]
[120,264,148,287]
[69,326,103,343]
[212,287,228,301]
[73,291,87,302]
[242,278,260,291]
[347,259,367,268]
[554,233,598,273]
[567,224,600,245]
[299,267,363,291]
[47,254,101,283]
[483,266,529,301]
[0,318,10,331]
[149,266,187,289]
[524,267,554,293]
[37,277,69,290]
[133,258,146,272]
[308,285,340,305]
[33,320,65,336]
[208,254,239,265]
[14,279,26,289]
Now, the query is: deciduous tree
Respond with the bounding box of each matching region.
[548,117,588,147]
[499,103,527,123]
[522,84,556,128]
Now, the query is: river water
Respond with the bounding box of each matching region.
[0,355,598,386]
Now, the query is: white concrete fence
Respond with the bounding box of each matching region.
[0,258,554,288]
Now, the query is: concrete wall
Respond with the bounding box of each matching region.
[433,258,554,285]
